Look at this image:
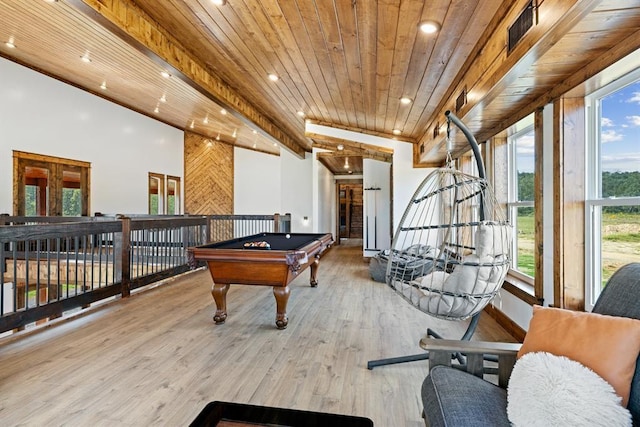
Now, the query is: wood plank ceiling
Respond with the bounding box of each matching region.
[1,0,640,174]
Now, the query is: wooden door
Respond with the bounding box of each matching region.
[13,151,90,216]
[338,183,363,239]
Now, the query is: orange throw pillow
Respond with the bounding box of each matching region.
[518,305,640,407]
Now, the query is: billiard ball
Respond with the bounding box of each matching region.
[285,234,291,239]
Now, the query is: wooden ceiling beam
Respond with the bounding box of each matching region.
[72,0,308,158]
[307,132,394,153]
[309,133,393,163]
[306,120,415,144]
[316,150,391,164]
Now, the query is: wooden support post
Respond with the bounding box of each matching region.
[117,215,132,298]
[273,213,281,233]
[553,98,586,310]
[533,107,545,300]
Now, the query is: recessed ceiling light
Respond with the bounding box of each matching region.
[268,73,279,82]
[189,120,195,129]
[216,133,221,141]
[337,144,344,151]
[232,129,237,138]
[100,81,107,90]
[160,70,171,78]
[203,115,209,124]
[273,142,278,146]
[44,0,59,3]
[400,97,412,105]
[207,140,213,147]
[5,36,15,49]
[252,130,258,134]
[419,20,441,34]
[252,143,257,148]
[159,94,167,103]
[211,0,227,5]
[154,106,160,114]
[392,129,402,135]
[220,108,227,115]
[80,53,92,63]
[297,111,305,117]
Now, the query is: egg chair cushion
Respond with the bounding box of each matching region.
[475,222,511,258]
[409,256,508,318]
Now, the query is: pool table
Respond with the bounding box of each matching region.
[189,232,333,329]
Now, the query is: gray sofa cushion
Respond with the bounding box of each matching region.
[422,365,510,427]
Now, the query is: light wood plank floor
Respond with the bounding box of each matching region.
[0,240,514,426]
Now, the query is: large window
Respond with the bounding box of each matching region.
[507,115,535,279]
[586,71,640,307]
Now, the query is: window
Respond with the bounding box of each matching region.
[507,115,535,278]
[586,71,640,307]
[148,172,181,215]
[148,173,165,215]
[14,151,89,216]
[166,175,181,215]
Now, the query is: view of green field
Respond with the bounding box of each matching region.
[514,215,535,277]
[515,212,640,283]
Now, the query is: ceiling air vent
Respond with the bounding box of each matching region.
[508,0,535,54]
[433,122,440,139]
[420,143,425,154]
[455,87,467,113]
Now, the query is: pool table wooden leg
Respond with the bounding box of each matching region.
[211,283,230,324]
[273,285,290,329]
[309,256,320,287]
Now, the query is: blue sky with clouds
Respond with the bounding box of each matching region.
[515,80,640,174]
[601,80,640,173]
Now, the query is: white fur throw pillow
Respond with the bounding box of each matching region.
[507,352,631,427]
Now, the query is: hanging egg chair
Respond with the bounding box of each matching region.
[388,168,511,320]
[368,111,512,369]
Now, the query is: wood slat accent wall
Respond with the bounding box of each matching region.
[184,132,233,215]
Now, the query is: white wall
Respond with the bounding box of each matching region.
[363,159,391,256]
[314,152,335,234]
[0,57,183,215]
[391,142,430,232]
[233,147,281,215]
[280,150,313,233]
[234,146,315,233]
[493,290,533,330]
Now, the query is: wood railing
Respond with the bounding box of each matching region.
[0,213,290,334]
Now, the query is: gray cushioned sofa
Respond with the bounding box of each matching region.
[421,262,640,426]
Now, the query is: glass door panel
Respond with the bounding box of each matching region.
[24,166,49,216]
[62,169,82,216]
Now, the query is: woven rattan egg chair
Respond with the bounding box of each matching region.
[368,111,512,369]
